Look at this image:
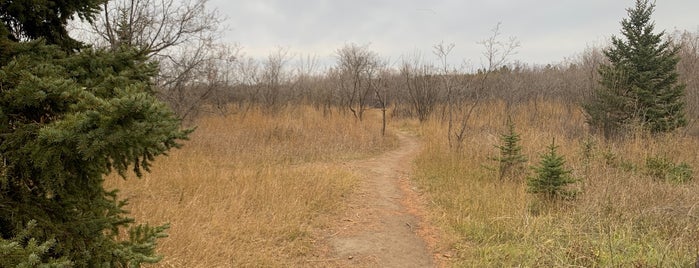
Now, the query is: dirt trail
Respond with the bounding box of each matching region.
[312,131,437,267]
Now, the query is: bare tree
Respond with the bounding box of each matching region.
[259,48,293,114]
[293,54,321,105]
[374,67,393,136]
[204,44,243,115]
[672,30,699,120]
[335,43,381,121]
[228,55,263,116]
[578,46,606,100]
[80,0,229,121]
[90,0,222,55]
[315,68,343,116]
[401,54,439,122]
[155,42,239,121]
[478,23,520,77]
[295,56,347,117]
[439,23,519,151]
[432,42,473,151]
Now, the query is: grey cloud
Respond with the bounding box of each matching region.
[213,0,699,66]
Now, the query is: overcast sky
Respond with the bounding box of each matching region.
[209,0,699,68]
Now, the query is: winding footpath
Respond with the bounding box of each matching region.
[313,131,437,267]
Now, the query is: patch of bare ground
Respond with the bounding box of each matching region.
[307,131,440,267]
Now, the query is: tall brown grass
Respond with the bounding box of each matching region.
[105,106,397,267]
[414,100,699,266]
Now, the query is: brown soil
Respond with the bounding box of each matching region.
[307,131,440,267]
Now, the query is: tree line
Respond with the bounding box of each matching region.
[68,1,698,139]
[180,22,697,132]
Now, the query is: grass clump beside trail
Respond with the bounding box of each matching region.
[105,106,398,267]
[411,99,699,267]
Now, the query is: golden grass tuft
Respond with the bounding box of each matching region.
[105,106,397,267]
[413,99,699,266]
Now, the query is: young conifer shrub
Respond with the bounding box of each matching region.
[490,118,527,180]
[645,155,694,183]
[527,139,577,200]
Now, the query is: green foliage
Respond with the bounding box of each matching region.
[0,0,104,50]
[490,119,527,180]
[0,2,190,266]
[584,0,686,137]
[645,155,693,183]
[527,139,577,200]
[0,221,72,267]
[580,136,597,176]
[581,137,595,162]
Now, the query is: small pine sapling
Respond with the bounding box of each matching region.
[490,118,527,180]
[527,139,577,200]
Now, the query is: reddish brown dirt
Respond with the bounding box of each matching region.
[307,132,440,267]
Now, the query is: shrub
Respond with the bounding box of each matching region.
[490,119,527,180]
[527,139,577,200]
[645,155,693,183]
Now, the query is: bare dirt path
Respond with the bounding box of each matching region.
[310,131,438,267]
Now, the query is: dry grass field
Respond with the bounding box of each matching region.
[413,100,699,266]
[105,100,699,267]
[105,106,397,267]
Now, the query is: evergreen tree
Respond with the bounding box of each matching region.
[1,1,190,266]
[584,0,686,136]
[491,118,527,180]
[0,0,104,50]
[527,139,576,200]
